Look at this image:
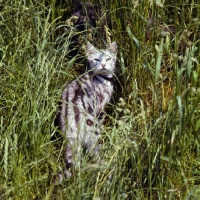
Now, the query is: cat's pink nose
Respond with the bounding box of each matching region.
[101,64,106,68]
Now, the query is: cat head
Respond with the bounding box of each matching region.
[73,1,100,29]
[86,42,117,77]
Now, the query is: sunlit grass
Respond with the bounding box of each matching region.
[0,0,200,199]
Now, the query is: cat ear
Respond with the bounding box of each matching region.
[74,0,82,8]
[109,42,117,55]
[86,42,98,56]
[73,1,83,16]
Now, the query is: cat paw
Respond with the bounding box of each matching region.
[52,173,63,184]
[64,169,72,178]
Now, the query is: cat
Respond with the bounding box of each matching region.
[67,2,101,60]
[55,2,100,60]
[54,41,117,179]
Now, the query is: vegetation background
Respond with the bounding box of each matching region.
[0,0,200,199]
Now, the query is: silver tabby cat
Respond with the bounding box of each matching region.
[55,42,117,178]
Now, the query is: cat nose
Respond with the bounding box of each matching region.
[101,64,106,68]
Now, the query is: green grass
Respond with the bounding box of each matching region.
[0,0,200,199]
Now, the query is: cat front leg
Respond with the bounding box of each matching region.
[64,136,82,178]
[53,137,82,183]
[83,126,102,162]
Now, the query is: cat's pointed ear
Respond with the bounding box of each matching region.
[73,1,84,16]
[86,42,98,56]
[109,42,117,55]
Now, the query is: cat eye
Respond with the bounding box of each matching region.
[94,59,100,62]
[89,14,95,19]
[106,58,111,61]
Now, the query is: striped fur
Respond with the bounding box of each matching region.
[55,42,117,177]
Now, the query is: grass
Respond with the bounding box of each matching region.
[0,0,200,199]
